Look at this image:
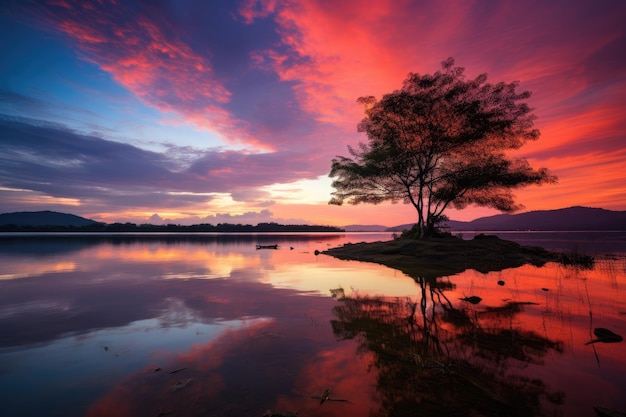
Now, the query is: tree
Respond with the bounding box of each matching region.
[329,58,557,238]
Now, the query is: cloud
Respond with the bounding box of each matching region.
[0,250,336,346]
[186,148,322,186]
[2,0,625,222]
[0,116,328,216]
[0,87,98,123]
[0,116,179,191]
[245,0,626,215]
[118,209,310,226]
[0,88,48,114]
[22,0,256,144]
[16,0,338,153]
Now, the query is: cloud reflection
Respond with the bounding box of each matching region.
[0,235,625,416]
[84,316,379,417]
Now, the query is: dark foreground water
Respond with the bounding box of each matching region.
[0,232,624,417]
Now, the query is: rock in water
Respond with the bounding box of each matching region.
[586,328,623,345]
[594,406,626,417]
[594,328,623,343]
[460,296,483,305]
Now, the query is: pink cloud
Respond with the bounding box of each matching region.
[7,0,626,221]
[238,0,277,24]
[250,0,626,214]
[250,0,412,127]
[31,0,273,148]
[254,0,624,131]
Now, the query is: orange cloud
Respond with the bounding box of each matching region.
[248,0,626,214]
[250,0,414,127]
[514,149,626,211]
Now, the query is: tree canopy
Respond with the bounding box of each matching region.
[329,58,556,238]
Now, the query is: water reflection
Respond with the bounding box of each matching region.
[330,256,625,416]
[331,289,564,415]
[0,233,625,417]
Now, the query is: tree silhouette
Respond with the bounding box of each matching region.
[329,58,556,238]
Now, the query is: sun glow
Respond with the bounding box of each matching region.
[262,175,333,205]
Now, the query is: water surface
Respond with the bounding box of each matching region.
[0,232,624,416]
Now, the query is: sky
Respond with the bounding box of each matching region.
[0,0,624,227]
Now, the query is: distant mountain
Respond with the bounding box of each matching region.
[0,211,343,232]
[387,206,626,232]
[0,211,97,227]
[343,224,388,232]
[3,206,624,232]
[450,206,626,231]
[385,224,414,232]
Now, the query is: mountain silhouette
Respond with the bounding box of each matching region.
[0,211,97,227]
[387,206,626,232]
[1,206,624,231]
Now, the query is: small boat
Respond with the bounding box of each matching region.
[256,244,279,250]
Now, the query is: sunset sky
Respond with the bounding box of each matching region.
[0,0,624,227]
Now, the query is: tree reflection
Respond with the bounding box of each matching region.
[331,275,565,417]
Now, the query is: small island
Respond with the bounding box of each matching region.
[324,234,593,278]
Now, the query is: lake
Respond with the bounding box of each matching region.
[0,232,624,417]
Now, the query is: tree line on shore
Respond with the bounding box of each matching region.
[0,222,344,233]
